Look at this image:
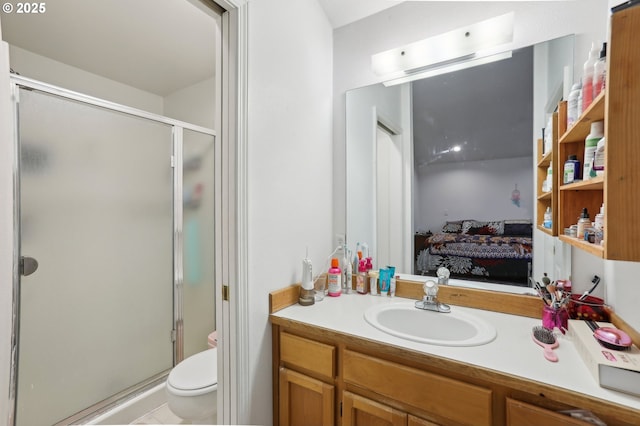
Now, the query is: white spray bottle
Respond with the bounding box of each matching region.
[299,247,315,306]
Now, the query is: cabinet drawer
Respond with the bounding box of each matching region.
[344,349,492,426]
[280,332,335,379]
[506,398,593,426]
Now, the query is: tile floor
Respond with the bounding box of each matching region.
[130,403,187,425]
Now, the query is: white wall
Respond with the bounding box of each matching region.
[245,0,333,424]
[415,156,533,233]
[164,77,216,129]
[8,46,164,114]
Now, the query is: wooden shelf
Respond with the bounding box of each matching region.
[559,176,604,191]
[554,6,640,262]
[558,235,604,258]
[537,151,552,167]
[535,108,560,236]
[537,191,552,201]
[559,91,605,144]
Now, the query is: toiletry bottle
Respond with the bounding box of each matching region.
[327,258,341,297]
[594,204,605,245]
[583,121,604,180]
[369,270,378,296]
[593,137,605,176]
[543,207,552,229]
[563,155,581,184]
[581,42,599,112]
[567,81,582,127]
[593,42,607,99]
[379,268,389,296]
[356,260,367,294]
[576,208,591,240]
[390,275,397,297]
[341,245,350,294]
[546,163,553,190]
[594,204,604,231]
[345,253,353,294]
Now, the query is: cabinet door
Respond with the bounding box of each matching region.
[408,414,440,426]
[506,398,592,426]
[279,367,334,426]
[342,391,407,426]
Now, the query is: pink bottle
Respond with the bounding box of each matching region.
[327,258,342,297]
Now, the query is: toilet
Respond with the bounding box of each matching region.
[166,332,218,424]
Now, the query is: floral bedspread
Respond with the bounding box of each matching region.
[426,232,532,259]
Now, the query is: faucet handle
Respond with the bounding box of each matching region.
[436,267,450,285]
[423,280,438,297]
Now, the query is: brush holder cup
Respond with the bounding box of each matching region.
[542,305,569,333]
[567,294,610,322]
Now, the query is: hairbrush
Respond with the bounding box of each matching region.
[532,326,558,362]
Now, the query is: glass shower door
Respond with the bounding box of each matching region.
[16,87,175,425]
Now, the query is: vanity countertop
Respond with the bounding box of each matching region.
[271,293,640,412]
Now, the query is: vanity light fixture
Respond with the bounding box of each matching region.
[382,50,513,87]
[372,12,514,86]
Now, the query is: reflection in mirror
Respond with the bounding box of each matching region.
[346,35,574,289]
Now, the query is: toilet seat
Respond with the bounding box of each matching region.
[167,348,218,396]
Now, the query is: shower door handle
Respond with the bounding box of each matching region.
[20,256,39,276]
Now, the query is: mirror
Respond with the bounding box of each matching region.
[346,35,574,288]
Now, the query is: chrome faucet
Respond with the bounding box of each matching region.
[415,280,451,313]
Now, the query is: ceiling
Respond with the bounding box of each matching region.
[317,0,400,29]
[1,0,218,96]
[0,0,399,96]
[412,47,534,166]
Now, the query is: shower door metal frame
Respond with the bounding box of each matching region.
[8,74,216,425]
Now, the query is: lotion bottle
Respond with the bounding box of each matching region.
[327,258,341,297]
[581,42,599,112]
[593,42,607,98]
[583,121,604,180]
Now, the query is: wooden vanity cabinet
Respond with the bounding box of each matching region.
[272,321,640,426]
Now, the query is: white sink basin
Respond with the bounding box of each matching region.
[364,302,497,347]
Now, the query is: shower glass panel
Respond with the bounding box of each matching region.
[16,88,174,426]
[182,129,216,358]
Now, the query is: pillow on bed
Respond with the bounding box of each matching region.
[441,220,465,233]
[461,220,504,235]
[504,220,533,237]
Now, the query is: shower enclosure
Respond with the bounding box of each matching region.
[11,75,216,426]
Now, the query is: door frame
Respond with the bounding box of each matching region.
[210,0,248,424]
